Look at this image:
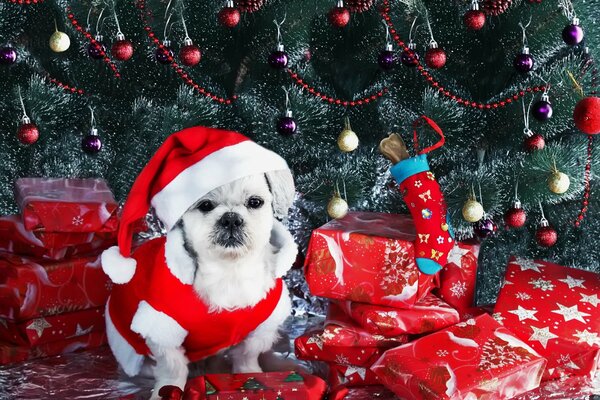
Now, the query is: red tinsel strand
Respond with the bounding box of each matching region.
[5,0,43,3]
[380,0,547,109]
[287,69,388,107]
[65,7,121,79]
[137,0,236,105]
[47,77,86,95]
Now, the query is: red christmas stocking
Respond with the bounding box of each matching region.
[390,116,454,274]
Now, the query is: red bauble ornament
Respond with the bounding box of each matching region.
[482,0,512,15]
[328,3,351,28]
[535,220,557,247]
[234,0,264,13]
[179,39,201,67]
[425,45,446,69]
[573,96,600,135]
[504,200,526,228]
[464,10,486,30]
[345,0,373,12]
[17,119,39,145]
[218,1,241,28]
[111,34,134,61]
[523,130,545,151]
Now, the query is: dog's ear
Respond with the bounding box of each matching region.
[265,169,295,219]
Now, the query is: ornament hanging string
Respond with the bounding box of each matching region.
[96,7,106,35]
[273,14,286,46]
[17,86,30,122]
[522,96,534,135]
[558,0,576,20]
[89,105,96,130]
[281,86,291,112]
[111,0,123,37]
[424,9,437,47]
[518,17,532,48]
[538,201,548,224]
[86,7,93,31]
[382,20,391,46]
[408,16,418,46]
[478,181,484,211]
[412,115,444,155]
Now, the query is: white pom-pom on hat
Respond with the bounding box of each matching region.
[101,246,137,284]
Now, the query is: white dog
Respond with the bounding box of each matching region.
[101,130,298,399]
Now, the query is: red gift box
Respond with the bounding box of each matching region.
[305,212,437,308]
[0,253,110,321]
[493,257,600,381]
[371,314,547,400]
[295,329,387,368]
[159,371,327,400]
[340,293,460,336]
[437,240,480,312]
[323,302,409,348]
[0,307,105,346]
[0,215,116,261]
[15,178,119,233]
[0,330,106,365]
[328,363,382,388]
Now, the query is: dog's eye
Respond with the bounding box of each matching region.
[197,200,215,212]
[246,197,264,209]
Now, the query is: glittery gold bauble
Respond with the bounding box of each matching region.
[327,195,349,219]
[49,30,70,53]
[547,171,570,194]
[462,198,484,222]
[337,128,359,152]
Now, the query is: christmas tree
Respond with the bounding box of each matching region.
[1,0,599,304]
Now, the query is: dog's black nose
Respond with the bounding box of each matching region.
[219,212,243,228]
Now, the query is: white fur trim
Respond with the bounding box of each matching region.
[269,220,298,278]
[151,141,289,230]
[130,301,188,348]
[101,246,137,284]
[105,299,144,377]
[164,228,195,285]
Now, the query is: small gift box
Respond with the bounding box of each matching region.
[437,240,480,312]
[371,314,547,400]
[15,178,119,233]
[493,257,600,380]
[305,212,437,309]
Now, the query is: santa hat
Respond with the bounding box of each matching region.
[102,126,290,284]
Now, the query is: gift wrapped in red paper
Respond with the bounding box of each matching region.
[339,293,459,336]
[493,257,600,380]
[371,314,547,400]
[0,330,106,365]
[15,178,119,233]
[328,362,382,388]
[0,307,105,346]
[0,215,116,261]
[158,371,327,400]
[305,212,437,308]
[323,302,409,348]
[0,252,110,321]
[437,240,480,312]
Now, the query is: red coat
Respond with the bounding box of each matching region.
[107,236,284,361]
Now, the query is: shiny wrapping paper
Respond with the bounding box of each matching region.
[304,212,437,308]
[0,252,110,321]
[436,240,480,312]
[339,293,459,336]
[493,257,600,381]
[371,314,547,400]
[14,178,119,233]
[328,362,382,388]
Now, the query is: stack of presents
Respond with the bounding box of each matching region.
[0,178,119,363]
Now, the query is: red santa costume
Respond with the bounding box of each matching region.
[101,126,294,376]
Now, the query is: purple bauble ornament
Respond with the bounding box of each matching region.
[156,40,174,64]
[0,45,17,65]
[400,43,419,67]
[562,18,584,46]
[268,44,289,69]
[532,94,553,121]
[82,129,102,154]
[474,217,497,239]
[276,111,297,136]
[88,35,106,60]
[378,44,396,70]
[514,47,534,73]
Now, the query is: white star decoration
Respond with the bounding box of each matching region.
[508,305,539,322]
[573,330,600,346]
[529,326,558,349]
[492,313,505,324]
[26,318,52,337]
[344,366,366,380]
[551,303,590,324]
[529,278,555,291]
[558,275,586,289]
[306,334,324,350]
[514,258,544,273]
[335,354,350,365]
[580,293,600,307]
[67,324,94,339]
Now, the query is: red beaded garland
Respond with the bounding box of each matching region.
[47,77,85,95]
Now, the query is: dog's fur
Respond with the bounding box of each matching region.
[129,171,297,399]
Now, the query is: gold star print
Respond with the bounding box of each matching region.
[418,190,432,202]
[431,249,443,260]
[418,234,430,243]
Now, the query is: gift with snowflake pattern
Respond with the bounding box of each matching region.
[14,178,119,233]
[371,314,547,400]
[338,293,459,336]
[304,212,437,308]
[327,362,382,389]
[493,257,600,381]
[436,240,480,313]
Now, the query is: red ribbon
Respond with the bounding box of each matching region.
[412,115,445,155]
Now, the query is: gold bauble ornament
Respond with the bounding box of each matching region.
[337,116,359,152]
[49,30,70,53]
[327,194,349,219]
[462,198,484,222]
[548,171,570,194]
